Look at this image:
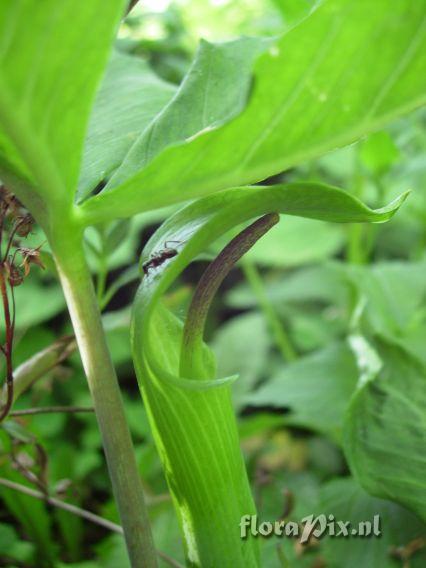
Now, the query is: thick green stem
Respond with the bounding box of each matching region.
[50,220,157,568]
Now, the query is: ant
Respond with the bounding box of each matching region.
[142,240,180,276]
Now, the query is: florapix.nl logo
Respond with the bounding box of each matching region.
[240,514,381,543]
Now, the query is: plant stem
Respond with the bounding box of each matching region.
[1,335,76,405]
[96,226,108,304]
[242,260,297,362]
[347,157,366,264]
[50,221,157,568]
[9,405,94,417]
[180,213,280,378]
[0,268,15,420]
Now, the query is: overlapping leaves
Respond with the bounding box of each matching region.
[81,0,426,223]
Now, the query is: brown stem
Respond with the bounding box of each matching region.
[10,405,94,417]
[0,268,14,420]
[3,217,24,261]
[180,213,279,379]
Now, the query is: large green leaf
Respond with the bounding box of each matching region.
[0,0,126,204]
[81,0,426,223]
[344,338,426,522]
[130,182,405,565]
[0,522,34,565]
[77,51,177,199]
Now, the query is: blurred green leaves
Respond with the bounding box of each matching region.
[359,131,400,177]
[244,217,344,267]
[245,342,358,438]
[319,478,426,568]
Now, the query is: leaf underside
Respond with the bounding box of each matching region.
[81,0,426,222]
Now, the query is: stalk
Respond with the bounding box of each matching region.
[49,218,157,568]
[347,158,366,264]
[181,214,280,377]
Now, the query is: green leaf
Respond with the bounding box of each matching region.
[81,0,426,223]
[133,301,259,566]
[344,338,426,522]
[130,181,405,564]
[107,37,269,190]
[245,342,359,437]
[345,260,426,336]
[319,478,426,568]
[271,0,316,25]
[77,51,176,200]
[49,445,84,561]
[0,0,126,204]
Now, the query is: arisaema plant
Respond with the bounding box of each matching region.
[0,0,424,566]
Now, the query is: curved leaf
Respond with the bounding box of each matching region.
[131,182,406,565]
[107,37,269,191]
[135,182,406,381]
[82,0,426,223]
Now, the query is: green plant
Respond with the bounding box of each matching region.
[0,0,425,566]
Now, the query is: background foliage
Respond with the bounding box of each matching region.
[0,1,425,566]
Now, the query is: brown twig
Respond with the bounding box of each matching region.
[10,405,95,417]
[0,268,14,421]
